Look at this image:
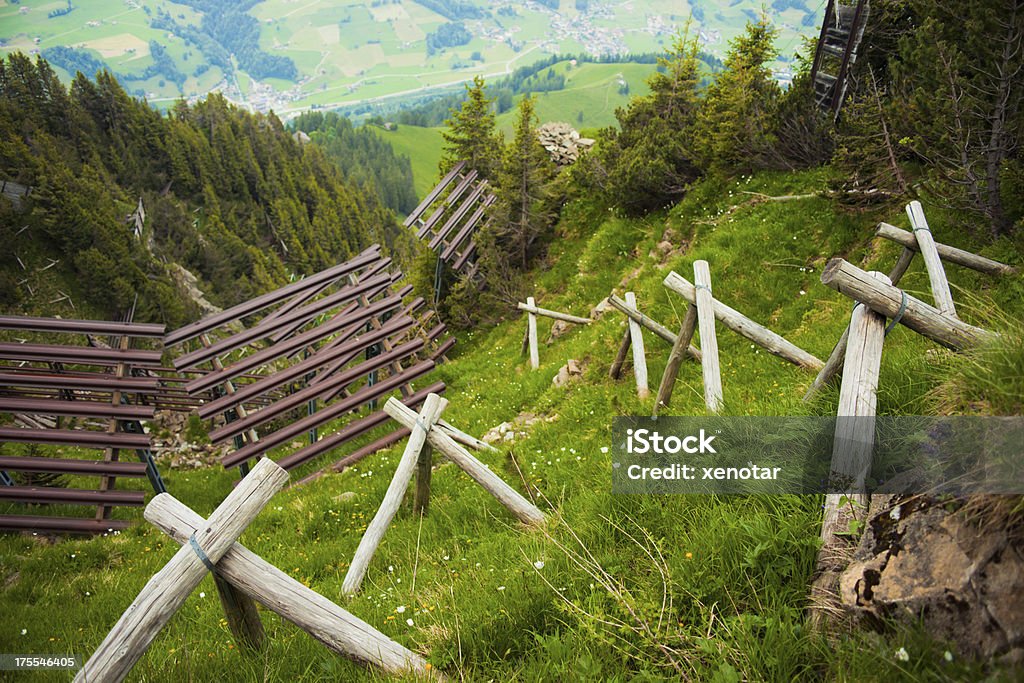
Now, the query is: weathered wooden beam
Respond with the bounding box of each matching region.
[876,222,1017,276]
[814,272,889,626]
[415,442,433,516]
[803,248,915,402]
[343,395,447,595]
[654,303,698,415]
[383,398,545,527]
[664,271,824,370]
[820,259,995,350]
[693,261,723,412]
[906,201,957,318]
[516,301,592,325]
[608,294,701,360]
[609,328,631,380]
[527,296,539,370]
[75,459,288,683]
[625,293,649,398]
[146,495,439,678]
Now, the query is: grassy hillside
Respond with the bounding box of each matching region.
[367,124,446,199]
[365,60,658,197]
[1,170,1021,680]
[494,61,655,135]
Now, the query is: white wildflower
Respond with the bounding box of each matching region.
[895,647,909,662]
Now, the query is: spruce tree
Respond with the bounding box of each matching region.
[440,75,502,180]
[692,14,780,176]
[489,96,555,270]
[591,27,703,214]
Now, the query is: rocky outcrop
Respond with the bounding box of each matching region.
[840,495,1024,661]
[536,122,594,166]
[552,359,583,387]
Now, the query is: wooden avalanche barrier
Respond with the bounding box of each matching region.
[604,294,701,412]
[147,497,436,678]
[343,394,545,594]
[811,272,889,628]
[77,458,436,681]
[803,248,915,401]
[518,297,591,369]
[658,268,823,412]
[76,459,288,683]
[805,202,1015,401]
[343,394,447,594]
[875,221,1017,276]
[819,259,995,350]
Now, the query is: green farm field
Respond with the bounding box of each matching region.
[367,122,446,197]
[0,0,820,114]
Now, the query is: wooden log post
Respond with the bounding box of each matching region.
[343,394,448,595]
[624,292,649,399]
[664,272,824,370]
[803,248,915,402]
[693,261,723,412]
[516,301,592,325]
[383,398,546,527]
[75,458,288,683]
[146,495,439,679]
[654,303,698,415]
[608,328,632,380]
[876,222,1018,276]
[415,439,433,516]
[820,259,995,350]
[526,296,539,370]
[607,294,701,359]
[906,201,958,319]
[812,272,889,627]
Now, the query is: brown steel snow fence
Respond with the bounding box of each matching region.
[162,245,456,480]
[405,162,494,287]
[75,458,439,682]
[0,315,169,534]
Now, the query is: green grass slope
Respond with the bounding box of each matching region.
[494,61,655,135]
[1,170,1021,681]
[368,124,446,199]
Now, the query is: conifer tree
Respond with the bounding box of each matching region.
[692,14,780,175]
[589,26,703,214]
[890,0,1022,234]
[488,96,555,270]
[440,75,502,180]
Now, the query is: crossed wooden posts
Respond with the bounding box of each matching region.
[656,261,824,413]
[605,292,700,404]
[519,297,592,369]
[76,459,436,682]
[343,393,546,595]
[804,201,1012,400]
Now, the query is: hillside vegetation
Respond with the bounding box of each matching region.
[1,170,1020,681]
[0,54,407,325]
